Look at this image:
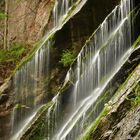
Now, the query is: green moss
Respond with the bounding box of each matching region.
[62,4,77,24]
[20,102,54,140]
[80,106,111,140]
[77,89,114,140]
[69,2,140,70]
[14,103,30,109]
[27,102,56,139]
[14,40,42,69]
[61,0,83,24]
[83,91,109,126]
[0,43,26,65]
[112,64,140,101]
[133,35,140,49]
[82,63,140,140]
[132,9,140,23]
[0,0,81,86]
[36,102,54,116]
[30,136,45,140]
[60,81,71,93]
[0,40,41,86]
[0,12,7,19]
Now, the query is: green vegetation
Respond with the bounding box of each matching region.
[0,12,7,19]
[81,105,111,140]
[131,95,140,106]
[0,43,27,65]
[82,65,140,140]
[126,83,140,106]
[30,135,45,140]
[20,102,53,140]
[14,103,30,109]
[133,35,140,49]
[60,49,76,67]
[131,84,140,106]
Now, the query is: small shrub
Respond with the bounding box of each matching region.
[0,43,26,64]
[126,84,140,107]
[60,49,75,67]
[0,12,7,19]
[131,84,140,106]
[131,96,140,106]
[14,103,30,109]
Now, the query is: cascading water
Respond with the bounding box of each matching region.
[40,0,135,139]
[1,0,137,139]
[11,42,51,139]
[42,0,88,44]
[8,0,89,139]
[53,0,72,26]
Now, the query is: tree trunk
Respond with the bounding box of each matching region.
[4,0,9,49]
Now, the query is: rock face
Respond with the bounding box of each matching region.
[48,0,120,96]
[89,65,140,140]
[0,80,13,140]
[92,104,140,140]
[0,0,140,140]
[5,0,54,46]
[0,1,121,139]
[0,0,120,48]
[88,2,140,139]
[111,106,140,140]
[0,0,5,48]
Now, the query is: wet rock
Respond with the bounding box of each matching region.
[0,77,4,86]
[7,0,55,45]
[0,79,11,95]
[0,94,8,104]
[89,65,140,140]
[0,109,10,117]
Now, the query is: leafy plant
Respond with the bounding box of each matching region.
[130,84,140,106]
[60,49,75,67]
[131,96,140,106]
[126,84,140,107]
[0,43,27,64]
[14,103,30,109]
[0,12,7,19]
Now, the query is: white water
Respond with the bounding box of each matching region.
[8,0,89,139]
[2,0,135,139]
[11,43,51,136]
[41,0,134,140]
[11,111,37,140]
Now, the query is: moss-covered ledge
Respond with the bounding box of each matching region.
[18,78,73,140]
[81,64,140,140]
[69,5,140,73]
[18,42,140,140]
[0,0,89,96]
[14,102,53,140]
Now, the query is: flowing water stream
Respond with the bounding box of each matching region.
[9,0,89,139]
[37,0,134,139]
[2,0,136,139]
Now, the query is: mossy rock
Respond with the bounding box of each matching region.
[82,64,140,140]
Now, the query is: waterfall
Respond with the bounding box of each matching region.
[11,42,51,138]
[53,0,72,27]
[9,0,89,139]
[1,0,136,139]
[41,0,134,140]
